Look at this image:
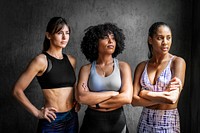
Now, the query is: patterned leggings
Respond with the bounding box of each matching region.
[137,108,180,133]
[37,108,78,133]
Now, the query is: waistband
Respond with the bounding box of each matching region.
[142,107,179,117]
[85,107,124,117]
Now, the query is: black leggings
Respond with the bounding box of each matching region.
[80,107,128,133]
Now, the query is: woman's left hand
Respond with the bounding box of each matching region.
[166,77,182,92]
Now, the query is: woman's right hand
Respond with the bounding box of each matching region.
[37,107,57,122]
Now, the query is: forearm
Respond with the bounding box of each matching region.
[97,92,132,109]
[139,90,179,104]
[132,94,158,107]
[140,91,167,103]
[77,91,118,105]
[13,89,39,117]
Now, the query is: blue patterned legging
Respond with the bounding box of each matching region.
[37,108,78,133]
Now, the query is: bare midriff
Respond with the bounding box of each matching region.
[42,87,74,112]
[147,103,178,110]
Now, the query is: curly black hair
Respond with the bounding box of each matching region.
[81,23,125,63]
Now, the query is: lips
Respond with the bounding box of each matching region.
[107,45,114,49]
[162,47,168,51]
[61,41,67,44]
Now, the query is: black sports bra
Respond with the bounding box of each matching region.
[36,52,76,89]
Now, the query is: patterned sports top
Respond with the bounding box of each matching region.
[88,58,121,92]
[140,56,174,92]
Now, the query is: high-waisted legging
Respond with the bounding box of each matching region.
[137,107,180,133]
[37,108,78,133]
[80,107,128,133]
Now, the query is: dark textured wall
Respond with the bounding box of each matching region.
[0,0,193,132]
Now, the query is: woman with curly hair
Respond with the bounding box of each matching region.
[76,23,133,133]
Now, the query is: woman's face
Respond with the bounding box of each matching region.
[149,25,172,56]
[98,33,116,55]
[49,24,70,49]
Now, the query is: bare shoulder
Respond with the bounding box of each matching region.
[172,55,186,66]
[133,61,147,82]
[118,60,131,69]
[80,63,92,72]
[22,53,47,76]
[135,61,147,72]
[78,63,92,79]
[31,53,47,67]
[32,53,48,73]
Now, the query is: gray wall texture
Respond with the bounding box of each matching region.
[0,0,196,132]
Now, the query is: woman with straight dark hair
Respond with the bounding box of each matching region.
[13,17,79,133]
[132,22,186,132]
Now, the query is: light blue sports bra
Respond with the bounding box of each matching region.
[88,58,121,92]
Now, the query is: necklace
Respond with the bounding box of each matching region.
[96,60,114,76]
[97,65,106,76]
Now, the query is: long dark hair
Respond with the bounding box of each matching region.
[43,17,70,52]
[147,22,171,58]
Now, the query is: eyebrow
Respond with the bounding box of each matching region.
[155,34,171,36]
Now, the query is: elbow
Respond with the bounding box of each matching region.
[123,93,132,104]
[165,100,175,104]
[76,94,86,104]
[76,95,83,104]
[164,93,179,104]
[75,89,84,104]
[12,87,19,98]
[125,98,132,104]
[131,95,139,106]
[12,84,24,99]
[12,87,24,102]
[164,97,177,104]
[169,99,178,104]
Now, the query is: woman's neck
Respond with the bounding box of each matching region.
[96,56,114,65]
[47,48,63,59]
[151,53,171,64]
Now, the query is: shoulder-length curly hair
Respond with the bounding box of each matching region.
[81,23,125,63]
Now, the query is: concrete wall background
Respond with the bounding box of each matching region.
[0,0,193,132]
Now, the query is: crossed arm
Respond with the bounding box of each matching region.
[132,61,160,107]
[132,57,186,107]
[139,77,182,104]
[76,62,133,110]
